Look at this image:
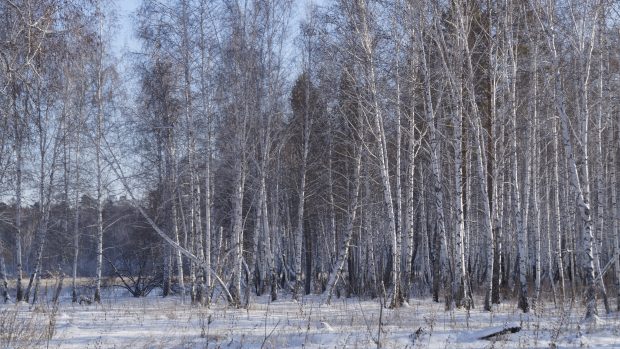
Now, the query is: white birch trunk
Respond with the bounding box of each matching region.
[553,119,566,304]
[452,100,468,309]
[612,135,620,312]
[26,96,60,303]
[542,6,599,316]
[293,81,310,301]
[13,86,24,302]
[72,124,82,303]
[508,33,529,312]
[352,0,400,306]
[364,161,378,298]
[394,48,404,304]
[530,46,542,305]
[594,36,610,313]
[458,5,493,311]
[549,40,598,318]
[180,0,192,304]
[403,86,417,299]
[93,3,105,303]
[231,162,246,306]
[420,174,432,291]
[173,194,185,301]
[199,24,213,305]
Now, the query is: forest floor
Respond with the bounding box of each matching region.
[1,287,620,348]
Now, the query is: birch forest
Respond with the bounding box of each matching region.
[2,1,620,342]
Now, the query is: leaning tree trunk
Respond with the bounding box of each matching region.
[26,96,60,304]
[324,144,362,305]
[172,193,185,302]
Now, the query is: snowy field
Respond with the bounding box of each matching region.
[1,288,620,348]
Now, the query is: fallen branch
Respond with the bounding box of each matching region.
[477,324,521,340]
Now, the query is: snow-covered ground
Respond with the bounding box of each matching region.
[1,289,619,348]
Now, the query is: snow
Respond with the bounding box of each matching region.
[2,289,620,348]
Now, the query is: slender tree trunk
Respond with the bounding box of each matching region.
[199,1,212,304]
[231,161,246,306]
[553,119,566,304]
[93,3,105,303]
[26,89,59,304]
[72,121,82,303]
[421,36,449,308]
[489,1,503,306]
[511,58,529,314]
[293,84,310,301]
[452,98,469,310]
[544,158,557,306]
[328,125,337,271]
[173,194,185,301]
[551,47,598,320]
[324,144,363,304]
[454,5,492,310]
[594,35,610,314]
[403,86,417,300]
[393,39,405,304]
[363,160,378,298]
[204,167,211,302]
[350,0,400,307]
[526,41,542,307]
[420,173,432,293]
[0,256,9,302]
[612,132,620,312]
[13,85,24,302]
[259,176,275,300]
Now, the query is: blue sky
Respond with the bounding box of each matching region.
[112,0,141,55]
[111,0,326,56]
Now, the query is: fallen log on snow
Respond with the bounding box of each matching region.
[475,323,521,340]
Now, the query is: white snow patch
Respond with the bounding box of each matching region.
[1,292,620,348]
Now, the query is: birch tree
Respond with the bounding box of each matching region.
[534,0,602,320]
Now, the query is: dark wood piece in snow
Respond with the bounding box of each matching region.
[477,324,521,340]
[79,295,93,305]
